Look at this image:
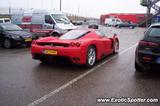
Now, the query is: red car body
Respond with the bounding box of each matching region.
[31,29,119,67]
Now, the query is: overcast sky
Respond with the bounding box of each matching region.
[0,0,147,18]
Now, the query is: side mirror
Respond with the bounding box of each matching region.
[53,24,55,29]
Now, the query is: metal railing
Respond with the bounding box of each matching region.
[140,0,160,26]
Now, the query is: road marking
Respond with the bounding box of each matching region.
[28,43,138,106]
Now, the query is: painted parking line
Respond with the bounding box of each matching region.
[28,43,138,106]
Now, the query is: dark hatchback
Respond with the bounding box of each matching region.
[115,21,137,29]
[0,23,33,48]
[135,23,160,72]
[88,20,99,29]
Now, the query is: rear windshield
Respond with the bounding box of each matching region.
[88,20,98,25]
[59,30,89,40]
[146,26,160,37]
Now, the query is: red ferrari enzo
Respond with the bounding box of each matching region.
[31,29,119,67]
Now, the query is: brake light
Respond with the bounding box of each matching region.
[70,42,75,46]
[70,42,81,47]
[75,42,81,47]
[143,57,152,61]
[139,41,158,47]
[32,40,37,45]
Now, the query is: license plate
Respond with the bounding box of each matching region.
[157,57,160,64]
[43,50,58,55]
[25,38,32,42]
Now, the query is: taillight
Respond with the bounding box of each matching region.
[70,42,81,47]
[75,42,81,47]
[139,41,158,47]
[70,42,75,46]
[32,40,37,45]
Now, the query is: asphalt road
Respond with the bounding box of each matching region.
[0,26,160,106]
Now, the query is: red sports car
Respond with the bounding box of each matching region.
[31,29,119,67]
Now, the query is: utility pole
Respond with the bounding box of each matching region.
[9,0,11,15]
[146,0,151,27]
[60,0,62,11]
[77,5,80,21]
[146,6,151,27]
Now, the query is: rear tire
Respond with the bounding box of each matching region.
[86,46,96,68]
[113,40,119,53]
[135,61,144,72]
[3,38,12,49]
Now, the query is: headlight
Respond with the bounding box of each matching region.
[12,35,21,39]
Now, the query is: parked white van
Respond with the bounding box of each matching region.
[105,18,122,26]
[11,9,76,37]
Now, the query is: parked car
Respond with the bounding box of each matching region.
[31,29,119,68]
[88,20,99,29]
[72,20,83,25]
[115,21,137,29]
[0,23,33,48]
[135,23,160,72]
[0,18,11,23]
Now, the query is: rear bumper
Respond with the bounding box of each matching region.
[31,44,86,64]
[136,49,160,70]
